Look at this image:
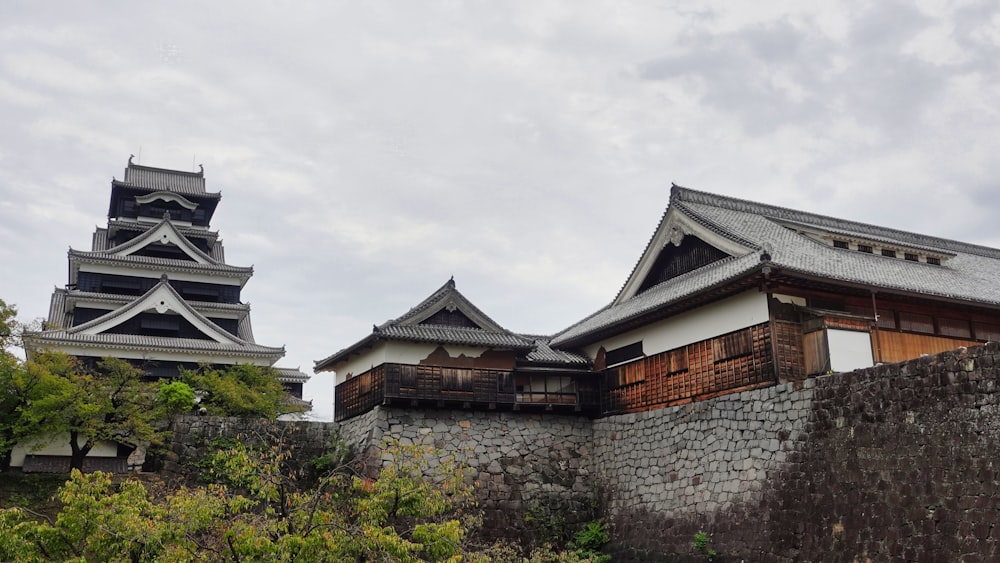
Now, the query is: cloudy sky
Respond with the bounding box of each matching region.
[2,1,999,419]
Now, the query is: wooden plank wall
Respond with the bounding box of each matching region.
[602,323,775,415]
[873,331,980,364]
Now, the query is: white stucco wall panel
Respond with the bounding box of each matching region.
[333,341,495,385]
[10,434,120,467]
[827,329,874,373]
[584,291,770,360]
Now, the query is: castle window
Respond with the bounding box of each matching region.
[899,312,934,334]
[140,315,180,337]
[882,249,897,258]
[904,253,919,261]
[605,341,643,367]
[974,323,1000,341]
[938,318,971,339]
[926,257,941,266]
[833,240,849,249]
[857,244,873,254]
[713,329,753,361]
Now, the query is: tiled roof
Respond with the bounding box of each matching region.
[117,160,216,197]
[46,288,71,328]
[275,367,311,383]
[238,314,255,342]
[107,219,219,242]
[554,185,1000,347]
[28,280,282,360]
[377,324,534,348]
[69,249,253,277]
[92,228,108,252]
[62,289,247,311]
[25,331,284,358]
[552,253,763,346]
[101,217,224,266]
[387,278,509,331]
[520,335,591,366]
[315,279,533,371]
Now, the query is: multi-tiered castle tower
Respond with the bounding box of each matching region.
[24,157,308,397]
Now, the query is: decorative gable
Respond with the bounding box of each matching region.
[393,278,508,332]
[105,217,219,265]
[70,276,245,345]
[636,234,731,295]
[615,205,753,304]
[419,308,481,329]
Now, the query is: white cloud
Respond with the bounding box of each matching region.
[3,1,1000,419]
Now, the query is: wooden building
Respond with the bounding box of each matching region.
[552,185,1000,415]
[315,279,597,421]
[325,185,1000,421]
[23,157,309,398]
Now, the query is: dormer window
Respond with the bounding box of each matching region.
[833,240,849,249]
[927,257,941,266]
[882,249,896,258]
[857,244,873,254]
[905,253,918,261]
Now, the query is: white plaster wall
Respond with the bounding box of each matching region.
[827,329,874,372]
[584,291,770,360]
[333,341,494,385]
[10,434,120,467]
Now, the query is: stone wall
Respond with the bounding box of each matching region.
[598,343,1000,561]
[168,343,1000,559]
[167,416,339,477]
[340,407,598,544]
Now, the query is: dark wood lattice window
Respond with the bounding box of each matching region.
[905,253,919,261]
[927,257,941,266]
[833,240,849,249]
[857,244,873,254]
[938,318,971,339]
[876,311,897,330]
[882,249,897,258]
[713,329,753,362]
[899,312,934,334]
[441,368,473,392]
[605,341,643,367]
[617,362,645,385]
[974,323,1000,341]
[420,309,479,328]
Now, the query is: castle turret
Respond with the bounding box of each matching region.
[24,158,309,396]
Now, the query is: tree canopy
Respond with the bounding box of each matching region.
[0,434,605,562]
[181,363,303,418]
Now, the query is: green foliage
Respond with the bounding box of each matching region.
[310,429,353,473]
[18,354,164,470]
[567,519,610,562]
[524,498,572,548]
[157,380,196,414]
[0,298,16,349]
[182,363,301,418]
[0,426,598,561]
[693,531,718,560]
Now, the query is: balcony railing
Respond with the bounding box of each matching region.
[334,363,599,421]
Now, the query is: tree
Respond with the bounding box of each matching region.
[19,354,188,471]
[0,300,70,470]
[0,431,605,562]
[0,434,478,562]
[182,363,304,418]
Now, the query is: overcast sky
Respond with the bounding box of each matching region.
[2,1,999,420]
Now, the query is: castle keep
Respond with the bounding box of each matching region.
[23,158,308,395]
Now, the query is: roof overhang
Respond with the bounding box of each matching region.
[556,266,769,349]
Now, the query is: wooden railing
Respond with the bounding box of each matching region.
[335,364,599,421]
